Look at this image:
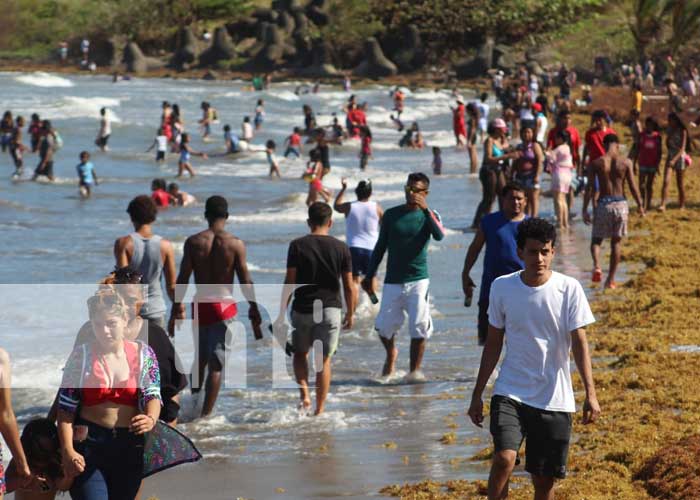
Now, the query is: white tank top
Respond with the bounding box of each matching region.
[346,200,379,250]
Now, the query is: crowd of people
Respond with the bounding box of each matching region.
[2,65,694,499]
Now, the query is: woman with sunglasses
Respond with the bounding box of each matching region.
[76,269,187,426]
[471,118,520,228]
[57,289,161,500]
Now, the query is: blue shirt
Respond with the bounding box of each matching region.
[479,211,525,303]
[76,161,95,184]
[225,131,240,153]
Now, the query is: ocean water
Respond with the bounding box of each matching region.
[0,72,595,499]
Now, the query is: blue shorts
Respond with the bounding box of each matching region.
[198,318,235,372]
[349,247,372,276]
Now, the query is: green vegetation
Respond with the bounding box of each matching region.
[4,0,699,71]
[628,0,700,59]
[370,0,607,49]
[0,0,251,57]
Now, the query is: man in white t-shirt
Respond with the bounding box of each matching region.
[467,217,600,500]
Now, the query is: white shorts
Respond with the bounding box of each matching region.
[375,279,433,340]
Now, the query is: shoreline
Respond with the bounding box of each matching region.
[381,98,700,498]
[0,60,487,91]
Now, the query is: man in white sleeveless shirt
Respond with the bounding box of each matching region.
[334,178,383,304]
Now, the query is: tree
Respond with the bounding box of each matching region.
[628,0,673,60]
[667,0,700,57]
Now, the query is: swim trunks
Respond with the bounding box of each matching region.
[592,197,628,240]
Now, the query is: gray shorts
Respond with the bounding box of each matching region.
[291,307,341,358]
[198,318,235,371]
[490,395,572,479]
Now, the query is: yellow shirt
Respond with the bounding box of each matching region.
[633,90,643,112]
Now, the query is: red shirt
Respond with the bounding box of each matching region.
[584,127,616,163]
[546,125,581,164]
[289,133,301,146]
[637,131,661,166]
[151,189,170,207]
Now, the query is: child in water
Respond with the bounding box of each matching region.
[76,150,98,198]
[242,116,254,141]
[167,182,196,206]
[304,149,332,205]
[431,146,442,175]
[283,127,302,158]
[359,126,372,171]
[254,99,265,130]
[146,128,168,163]
[266,140,281,178]
[177,133,207,177]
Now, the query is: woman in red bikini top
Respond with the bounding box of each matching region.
[57,289,161,499]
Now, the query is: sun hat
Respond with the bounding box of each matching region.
[492,118,507,129]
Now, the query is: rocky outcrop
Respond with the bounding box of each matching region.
[277,10,296,36]
[272,0,305,11]
[226,17,259,41]
[454,37,495,79]
[123,42,163,74]
[353,37,398,78]
[526,60,545,76]
[202,70,220,80]
[292,11,310,35]
[493,44,518,71]
[306,0,329,26]
[296,39,339,77]
[251,8,278,23]
[386,24,425,72]
[171,27,199,70]
[199,27,236,67]
[526,47,558,67]
[244,23,296,71]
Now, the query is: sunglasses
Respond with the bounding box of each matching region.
[404,185,428,194]
[113,267,143,284]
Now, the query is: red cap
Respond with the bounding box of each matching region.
[532,103,542,112]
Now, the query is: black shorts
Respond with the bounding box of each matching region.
[477,300,489,345]
[156,150,165,161]
[490,395,572,479]
[349,247,372,276]
[97,135,110,147]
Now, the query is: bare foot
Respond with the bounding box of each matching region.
[314,405,324,416]
[382,347,398,377]
[657,205,666,212]
[604,280,617,289]
[298,398,311,415]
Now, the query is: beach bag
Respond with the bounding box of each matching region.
[53,131,63,150]
[683,152,692,168]
[142,420,202,478]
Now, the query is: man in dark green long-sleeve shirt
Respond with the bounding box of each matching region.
[362,172,445,378]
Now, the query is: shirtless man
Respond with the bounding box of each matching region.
[583,134,645,289]
[170,196,262,417]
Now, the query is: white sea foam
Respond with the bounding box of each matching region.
[15,72,74,88]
